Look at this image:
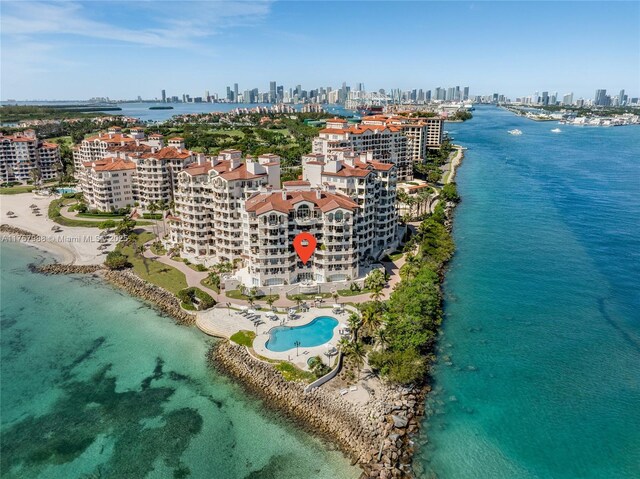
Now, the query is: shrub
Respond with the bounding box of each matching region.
[99,219,116,230]
[195,264,207,272]
[308,356,331,378]
[104,251,129,270]
[177,287,216,310]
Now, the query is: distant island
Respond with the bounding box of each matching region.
[149,106,174,110]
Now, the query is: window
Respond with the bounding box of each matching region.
[296,204,310,219]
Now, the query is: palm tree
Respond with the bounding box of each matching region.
[360,306,382,338]
[347,312,361,342]
[373,327,389,351]
[29,167,42,190]
[347,341,366,380]
[247,287,258,307]
[147,201,159,236]
[369,285,384,303]
[332,291,339,304]
[337,337,351,353]
[266,295,275,310]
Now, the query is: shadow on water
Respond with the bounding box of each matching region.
[598,297,640,353]
[1,360,203,479]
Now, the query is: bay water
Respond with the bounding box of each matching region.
[417,106,640,478]
[0,243,359,479]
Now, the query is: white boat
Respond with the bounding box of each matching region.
[551,128,562,133]
[508,129,523,135]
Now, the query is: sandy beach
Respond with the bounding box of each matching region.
[0,193,114,265]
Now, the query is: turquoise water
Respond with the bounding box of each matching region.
[416,107,640,478]
[0,244,359,479]
[56,187,78,194]
[265,316,338,353]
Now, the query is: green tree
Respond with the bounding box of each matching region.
[115,217,136,237]
[364,269,386,292]
[347,312,361,342]
[346,341,366,380]
[104,251,129,270]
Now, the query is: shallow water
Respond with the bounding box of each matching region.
[0,243,359,479]
[416,106,640,478]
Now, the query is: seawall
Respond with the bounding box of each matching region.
[210,341,426,479]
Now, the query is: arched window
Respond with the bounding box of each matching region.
[297,204,310,219]
[335,211,344,222]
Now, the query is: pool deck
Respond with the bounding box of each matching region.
[197,305,352,370]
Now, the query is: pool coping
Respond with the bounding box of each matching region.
[253,309,351,370]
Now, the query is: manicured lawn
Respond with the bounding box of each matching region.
[230,330,256,347]
[225,289,279,303]
[116,233,188,294]
[389,251,404,261]
[200,277,220,293]
[77,212,127,219]
[49,199,152,228]
[1,185,34,195]
[286,292,333,301]
[337,288,373,297]
[274,362,315,382]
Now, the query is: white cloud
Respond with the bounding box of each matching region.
[1,1,273,48]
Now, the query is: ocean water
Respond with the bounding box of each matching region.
[0,244,359,479]
[416,106,640,478]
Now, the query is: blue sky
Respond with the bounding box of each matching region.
[1,1,638,100]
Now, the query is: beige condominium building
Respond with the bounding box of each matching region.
[76,128,197,211]
[312,118,412,181]
[359,114,445,165]
[169,148,399,287]
[0,129,61,183]
[169,150,282,263]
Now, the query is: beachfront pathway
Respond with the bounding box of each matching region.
[142,245,405,307]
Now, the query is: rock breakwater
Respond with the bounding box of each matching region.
[32,263,103,274]
[210,341,426,478]
[100,269,195,326]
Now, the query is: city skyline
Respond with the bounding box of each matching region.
[2,1,639,101]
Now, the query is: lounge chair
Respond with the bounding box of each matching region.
[339,389,349,396]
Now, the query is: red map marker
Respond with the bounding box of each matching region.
[293,232,317,265]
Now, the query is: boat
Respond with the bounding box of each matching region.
[508,129,522,135]
[551,128,562,133]
[356,104,384,116]
[149,106,174,110]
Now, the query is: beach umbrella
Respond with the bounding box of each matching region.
[6,211,14,216]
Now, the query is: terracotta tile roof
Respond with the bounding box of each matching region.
[283,180,310,187]
[84,133,137,144]
[182,162,217,176]
[367,160,394,171]
[245,190,357,215]
[215,162,262,181]
[141,146,192,160]
[1,135,35,142]
[85,159,136,172]
[319,124,402,136]
[107,144,153,154]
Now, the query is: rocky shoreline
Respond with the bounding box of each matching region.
[9,190,461,478]
[99,269,196,326]
[210,341,426,479]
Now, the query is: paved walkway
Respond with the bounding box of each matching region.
[142,244,405,307]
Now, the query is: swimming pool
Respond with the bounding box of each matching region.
[265,316,338,352]
[57,187,78,194]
